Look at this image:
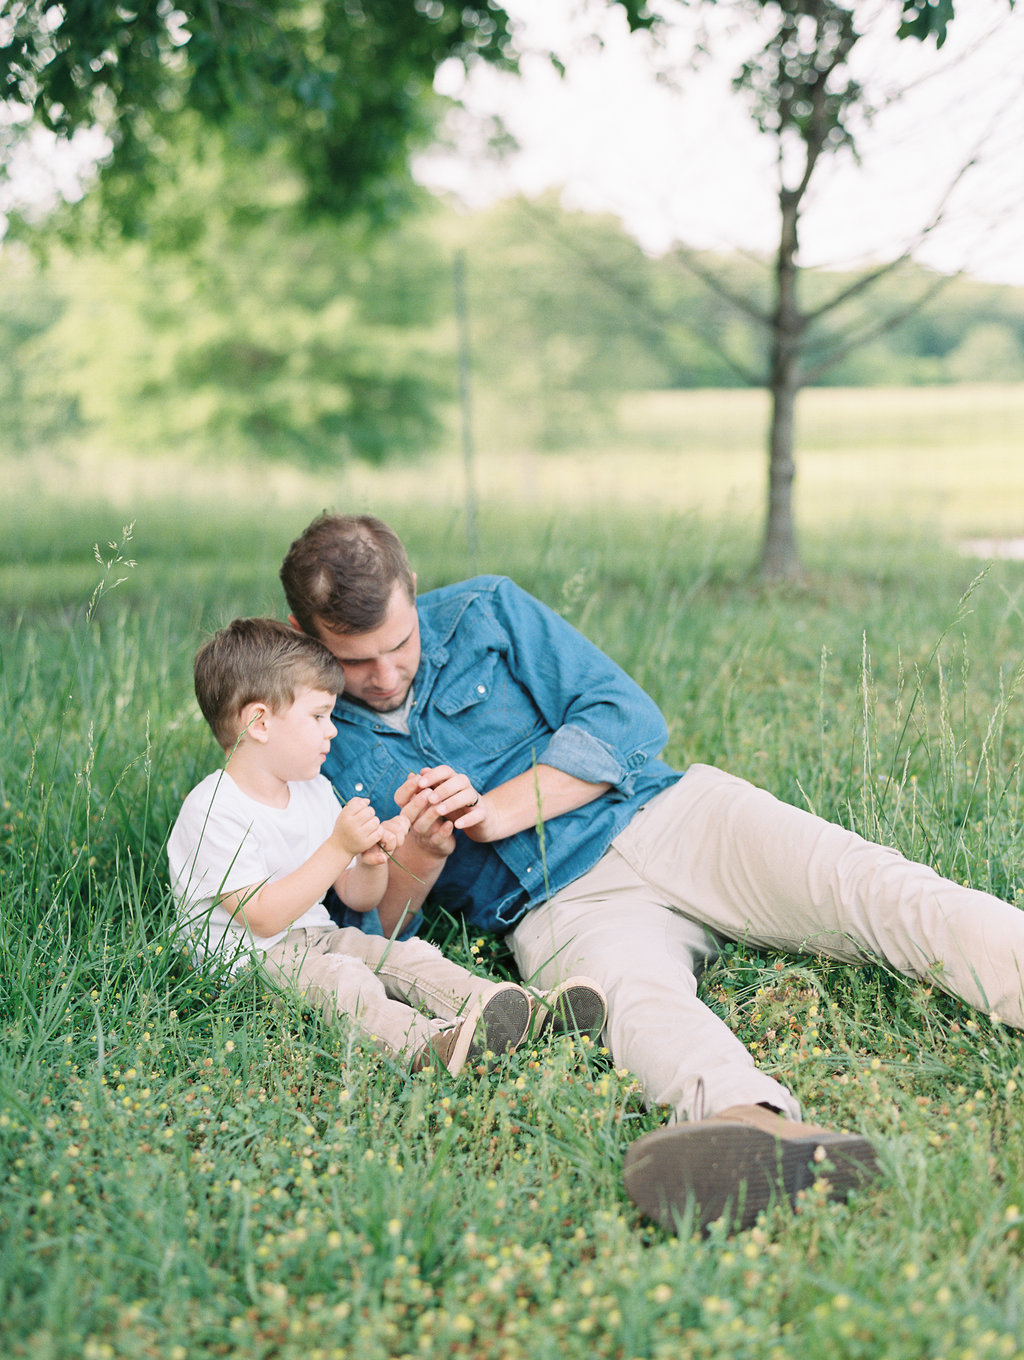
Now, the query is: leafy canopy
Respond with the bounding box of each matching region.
[0,1,516,219]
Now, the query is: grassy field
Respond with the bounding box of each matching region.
[4,386,1024,1359]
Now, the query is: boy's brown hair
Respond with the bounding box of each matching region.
[280,512,415,638]
[194,617,345,750]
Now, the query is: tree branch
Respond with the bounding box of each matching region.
[517,196,765,386]
[805,139,983,323]
[667,240,772,325]
[802,267,960,384]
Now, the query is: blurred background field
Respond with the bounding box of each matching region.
[4,381,1024,615]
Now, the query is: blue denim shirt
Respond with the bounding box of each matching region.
[322,575,682,935]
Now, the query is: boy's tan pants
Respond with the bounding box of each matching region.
[511,764,1024,1122]
[262,928,504,1062]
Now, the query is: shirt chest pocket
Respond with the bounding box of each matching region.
[432,650,547,755]
[336,740,409,812]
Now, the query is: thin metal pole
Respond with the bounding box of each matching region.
[453,248,479,569]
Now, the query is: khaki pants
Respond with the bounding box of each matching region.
[510,765,1024,1121]
[263,926,505,1062]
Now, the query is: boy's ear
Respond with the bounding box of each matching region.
[238,701,271,744]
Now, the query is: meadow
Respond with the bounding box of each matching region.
[3,385,1024,1359]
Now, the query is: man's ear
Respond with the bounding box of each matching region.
[288,614,303,634]
[238,701,270,744]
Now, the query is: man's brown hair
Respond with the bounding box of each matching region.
[194,617,345,750]
[280,513,415,638]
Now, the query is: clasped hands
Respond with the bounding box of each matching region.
[394,764,494,858]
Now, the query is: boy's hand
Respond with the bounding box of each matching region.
[358,812,410,866]
[379,812,410,852]
[331,797,385,858]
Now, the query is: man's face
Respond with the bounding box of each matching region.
[311,581,421,713]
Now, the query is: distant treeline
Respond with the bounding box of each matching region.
[3,190,1022,463]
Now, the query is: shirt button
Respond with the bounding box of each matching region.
[354,783,364,792]
[477,684,486,695]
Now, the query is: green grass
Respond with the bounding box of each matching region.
[5,388,1024,1359]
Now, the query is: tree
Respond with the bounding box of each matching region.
[560,0,1018,579]
[0,128,459,466]
[732,1,883,578]
[0,246,81,452]
[0,5,522,474]
[448,194,688,449]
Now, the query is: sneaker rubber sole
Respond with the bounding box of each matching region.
[470,984,531,1060]
[533,978,607,1039]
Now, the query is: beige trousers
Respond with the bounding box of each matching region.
[262,926,504,1062]
[510,764,1024,1122]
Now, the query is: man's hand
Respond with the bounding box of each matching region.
[398,765,478,816]
[396,762,613,847]
[373,777,464,934]
[394,770,469,858]
[396,764,512,843]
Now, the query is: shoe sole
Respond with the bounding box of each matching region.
[623,1121,880,1234]
[534,981,607,1039]
[470,986,531,1061]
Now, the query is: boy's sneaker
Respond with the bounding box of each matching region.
[531,977,607,1040]
[623,1103,880,1234]
[469,982,532,1060]
[414,1002,483,1077]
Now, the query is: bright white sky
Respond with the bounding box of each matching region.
[415,0,1024,285]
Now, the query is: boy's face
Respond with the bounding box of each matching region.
[262,686,338,782]
[310,581,420,713]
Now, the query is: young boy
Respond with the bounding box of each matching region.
[167,617,569,1075]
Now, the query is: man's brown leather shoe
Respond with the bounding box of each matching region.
[623,1103,880,1234]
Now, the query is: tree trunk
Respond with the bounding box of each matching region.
[759,186,804,582]
[761,373,800,581]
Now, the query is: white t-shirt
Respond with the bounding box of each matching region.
[167,770,347,960]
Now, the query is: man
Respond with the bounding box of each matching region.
[281,512,1024,1232]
